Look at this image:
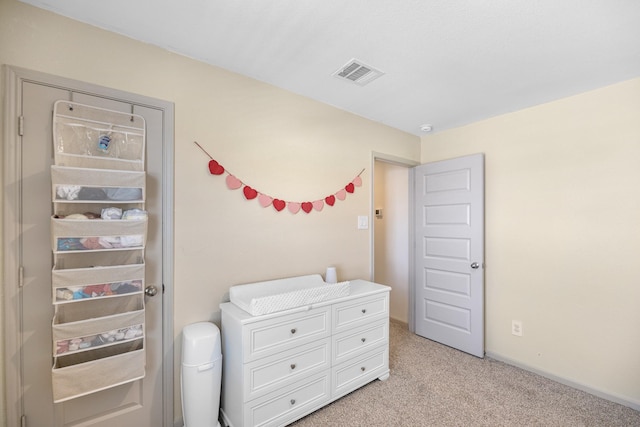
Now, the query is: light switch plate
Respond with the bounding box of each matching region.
[357,216,369,229]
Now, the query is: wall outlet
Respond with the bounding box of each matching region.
[512,320,523,336]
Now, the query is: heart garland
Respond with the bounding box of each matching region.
[195,141,364,214]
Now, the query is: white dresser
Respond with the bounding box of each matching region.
[219,280,390,427]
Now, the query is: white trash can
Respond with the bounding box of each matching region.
[181,322,222,427]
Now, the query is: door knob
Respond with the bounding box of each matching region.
[144,285,158,297]
[471,262,480,269]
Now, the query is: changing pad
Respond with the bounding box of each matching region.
[229,274,350,316]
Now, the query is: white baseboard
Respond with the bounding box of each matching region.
[486,351,640,412]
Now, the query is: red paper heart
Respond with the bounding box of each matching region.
[208,160,224,175]
[243,186,258,200]
[301,202,313,213]
[273,199,286,211]
[345,183,355,193]
[325,195,336,206]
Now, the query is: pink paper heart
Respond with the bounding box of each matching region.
[335,189,347,200]
[313,200,324,211]
[225,175,242,190]
[258,194,273,207]
[288,202,301,214]
[353,176,362,187]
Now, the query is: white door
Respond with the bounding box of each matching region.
[16,77,170,426]
[412,154,484,357]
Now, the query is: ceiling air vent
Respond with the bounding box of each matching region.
[333,59,385,86]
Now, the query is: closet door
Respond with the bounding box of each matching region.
[19,82,166,426]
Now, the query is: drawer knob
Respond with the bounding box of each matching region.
[290,399,296,405]
[361,309,366,314]
[361,338,366,343]
[361,366,366,372]
[290,363,296,370]
[291,328,297,334]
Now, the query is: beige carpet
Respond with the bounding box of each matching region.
[290,319,640,426]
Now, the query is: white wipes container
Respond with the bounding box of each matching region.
[181,322,222,427]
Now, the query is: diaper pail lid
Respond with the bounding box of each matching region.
[181,322,221,366]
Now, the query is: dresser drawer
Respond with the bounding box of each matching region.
[244,306,330,362]
[332,293,388,333]
[332,319,388,365]
[331,345,388,399]
[244,338,330,401]
[245,372,330,427]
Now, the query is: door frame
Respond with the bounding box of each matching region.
[2,65,175,426]
[408,166,416,334]
[369,152,419,329]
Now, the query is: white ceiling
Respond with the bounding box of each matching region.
[19,0,640,136]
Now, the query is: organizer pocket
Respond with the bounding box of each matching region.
[52,166,145,203]
[53,251,144,272]
[52,263,144,304]
[54,322,143,356]
[53,297,144,356]
[53,101,145,171]
[54,119,144,162]
[52,217,147,253]
[52,339,145,403]
[54,293,143,323]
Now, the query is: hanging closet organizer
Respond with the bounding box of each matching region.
[50,101,147,402]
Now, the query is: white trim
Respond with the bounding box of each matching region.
[371,151,420,168]
[486,351,640,412]
[407,167,416,334]
[369,151,419,332]
[160,89,176,427]
[2,66,175,426]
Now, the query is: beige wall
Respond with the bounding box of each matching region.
[373,161,410,323]
[0,0,420,424]
[421,77,640,407]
